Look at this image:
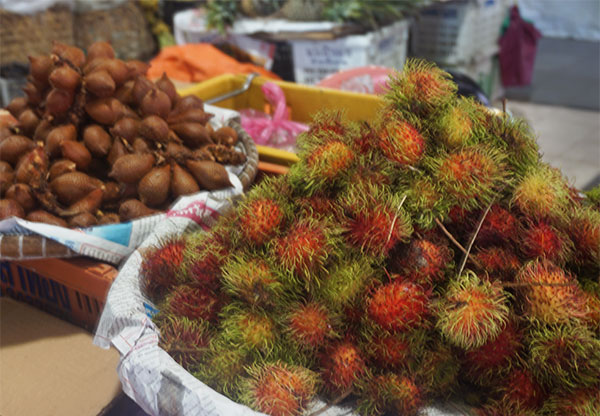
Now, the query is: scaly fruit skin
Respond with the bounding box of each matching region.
[377,115,426,166]
[471,246,521,281]
[240,362,318,416]
[527,323,600,390]
[160,285,221,323]
[153,315,210,370]
[285,302,335,350]
[272,217,336,285]
[220,304,278,355]
[140,236,187,302]
[386,59,457,116]
[221,256,284,308]
[437,271,510,350]
[431,145,507,210]
[341,182,413,258]
[367,279,430,332]
[476,204,518,246]
[463,321,522,384]
[321,341,366,393]
[541,388,600,416]
[516,259,588,324]
[511,164,571,222]
[357,372,422,416]
[391,237,453,285]
[520,220,574,265]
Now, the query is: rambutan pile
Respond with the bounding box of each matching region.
[141,59,600,415]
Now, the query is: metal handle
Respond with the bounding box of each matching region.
[204,72,260,105]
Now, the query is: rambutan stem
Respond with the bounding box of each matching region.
[458,203,493,276]
[386,194,408,246]
[308,389,353,416]
[434,217,481,267]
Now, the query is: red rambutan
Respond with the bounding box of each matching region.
[154,315,210,370]
[321,341,366,393]
[367,279,430,332]
[306,140,354,180]
[567,207,600,265]
[500,368,545,410]
[357,373,422,416]
[140,236,187,302]
[476,204,518,246]
[542,387,600,416]
[221,256,283,307]
[221,305,278,354]
[378,116,426,166]
[285,302,335,349]
[471,246,521,281]
[391,237,453,284]
[161,285,221,323]
[241,361,318,416]
[239,197,285,246]
[436,271,510,349]
[516,259,588,324]
[184,231,229,289]
[520,220,574,264]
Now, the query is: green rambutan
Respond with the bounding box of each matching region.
[271,217,338,286]
[284,301,336,350]
[315,257,375,311]
[307,110,347,138]
[463,321,522,384]
[527,323,600,390]
[476,204,518,246]
[154,315,210,370]
[341,182,413,257]
[581,280,600,330]
[140,236,187,302]
[390,237,453,285]
[356,372,422,416]
[386,59,457,116]
[160,285,222,323]
[354,120,378,154]
[516,259,588,324]
[377,114,426,166]
[220,304,278,355]
[498,368,545,410]
[193,338,249,399]
[542,387,600,416]
[221,256,284,308]
[416,342,461,396]
[320,341,366,393]
[367,279,430,332]
[240,361,318,416]
[430,145,507,210]
[567,206,600,265]
[436,97,476,149]
[511,163,572,222]
[520,220,574,264]
[471,246,521,281]
[405,174,450,229]
[583,184,600,210]
[436,271,510,349]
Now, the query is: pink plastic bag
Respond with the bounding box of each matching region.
[240,82,308,152]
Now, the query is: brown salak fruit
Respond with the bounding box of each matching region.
[140,115,169,143]
[85,97,123,125]
[45,88,74,116]
[155,73,178,105]
[132,75,154,106]
[14,148,48,184]
[46,124,77,158]
[60,140,92,171]
[132,138,151,154]
[212,126,238,146]
[28,55,53,85]
[140,89,171,119]
[167,108,212,125]
[172,95,204,115]
[0,161,12,173]
[102,182,122,204]
[119,199,158,221]
[50,172,104,206]
[0,199,25,219]
[171,162,199,197]
[110,117,140,142]
[0,171,14,197]
[170,123,212,148]
[68,212,98,228]
[83,125,112,157]
[26,210,67,227]
[48,159,77,181]
[6,96,29,118]
[185,160,232,190]
[5,183,36,212]
[0,135,35,165]
[22,82,43,106]
[109,153,155,184]
[165,142,192,163]
[126,60,150,78]
[98,212,120,225]
[86,41,115,62]
[114,80,135,105]
[62,188,104,216]
[84,69,116,97]
[138,164,171,207]
[17,108,40,136]
[49,65,81,91]
[107,139,128,166]
[52,41,85,68]
[33,119,53,143]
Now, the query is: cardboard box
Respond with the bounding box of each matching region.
[0,258,118,331]
[0,297,122,416]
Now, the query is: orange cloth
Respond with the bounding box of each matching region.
[147,44,280,82]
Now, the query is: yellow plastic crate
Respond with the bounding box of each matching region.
[178,74,385,166]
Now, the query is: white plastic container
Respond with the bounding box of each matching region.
[290,19,410,85]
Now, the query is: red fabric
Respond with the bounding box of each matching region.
[499,6,542,87]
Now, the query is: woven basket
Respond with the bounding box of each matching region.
[73,2,156,60]
[0,5,75,66]
[0,122,258,261]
